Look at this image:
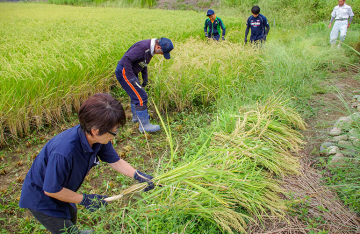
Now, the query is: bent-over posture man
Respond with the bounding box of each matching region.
[115,38,174,133]
[19,93,154,234]
[328,0,354,48]
[204,9,226,41]
[244,6,270,45]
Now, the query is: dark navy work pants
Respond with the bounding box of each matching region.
[207,34,220,41]
[115,64,148,109]
[29,205,79,234]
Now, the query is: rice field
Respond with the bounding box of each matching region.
[0,3,208,144]
[1,2,360,233]
[1,3,359,144]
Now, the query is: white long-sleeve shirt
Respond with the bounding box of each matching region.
[331,3,354,20]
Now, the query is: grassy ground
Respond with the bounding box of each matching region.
[1,2,360,233]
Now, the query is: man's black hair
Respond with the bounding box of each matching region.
[251,6,260,14]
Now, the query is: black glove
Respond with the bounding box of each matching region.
[205,32,208,37]
[222,36,225,41]
[263,35,267,41]
[134,170,154,192]
[79,194,108,212]
[128,78,140,87]
[142,78,148,87]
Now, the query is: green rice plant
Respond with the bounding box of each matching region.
[150,37,262,112]
[212,94,305,176]
[0,3,208,145]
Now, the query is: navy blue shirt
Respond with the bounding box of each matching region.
[118,39,153,83]
[246,14,269,41]
[19,125,120,219]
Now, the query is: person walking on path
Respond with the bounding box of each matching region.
[19,93,155,234]
[244,6,270,46]
[115,38,174,133]
[204,9,226,41]
[328,0,354,48]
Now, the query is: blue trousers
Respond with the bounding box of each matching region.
[207,34,220,41]
[115,64,148,109]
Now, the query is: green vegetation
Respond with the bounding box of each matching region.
[47,0,156,8]
[0,3,204,144]
[0,1,360,233]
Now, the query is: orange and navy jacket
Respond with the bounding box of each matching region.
[118,39,153,83]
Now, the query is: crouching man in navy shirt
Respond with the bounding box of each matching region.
[244,6,270,46]
[115,38,174,133]
[19,93,154,234]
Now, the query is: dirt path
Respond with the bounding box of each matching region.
[247,70,360,233]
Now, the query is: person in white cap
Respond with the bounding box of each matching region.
[328,0,354,48]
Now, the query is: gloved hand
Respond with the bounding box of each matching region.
[205,32,208,37]
[134,170,154,192]
[79,194,108,212]
[128,77,140,87]
[222,36,225,41]
[142,78,148,87]
[263,35,267,41]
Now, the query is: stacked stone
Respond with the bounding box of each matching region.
[320,109,360,168]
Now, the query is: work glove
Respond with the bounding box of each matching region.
[205,32,208,37]
[222,36,225,41]
[142,78,148,87]
[134,170,154,192]
[79,194,108,212]
[128,77,140,87]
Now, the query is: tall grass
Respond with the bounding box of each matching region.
[149,31,358,114]
[47,0,155,8]
[218,0,360,26]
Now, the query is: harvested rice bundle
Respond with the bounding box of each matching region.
[213,95,305,176]
[108,154,286,233]
[107,96,304,233]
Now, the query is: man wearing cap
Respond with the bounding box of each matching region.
[115,38,174,133]
[244,6,270,46]
[204,9,226,41]
[328,0,354,48]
